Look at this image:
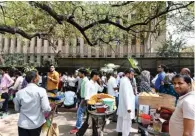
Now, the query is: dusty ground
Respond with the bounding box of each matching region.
[0,111,140,136]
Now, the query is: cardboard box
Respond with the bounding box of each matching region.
[138,93,176,109]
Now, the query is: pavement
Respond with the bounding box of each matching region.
[0,111,141,136]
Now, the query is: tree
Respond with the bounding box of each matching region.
[0,1,193,47]
[157,34,186,57]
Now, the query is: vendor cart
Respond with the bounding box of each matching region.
[137,93,176,136]
[138,123,169,136]
[88,109,116,136]
[41,93,64,136]
[76,109,116,136]
[76,93,116,136]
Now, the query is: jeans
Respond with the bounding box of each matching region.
[1,93,9,112]
[115,96,119,107]
[18,126,42,136]
[76,104,87,129]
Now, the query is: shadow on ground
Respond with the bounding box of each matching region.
[0,111,140,136]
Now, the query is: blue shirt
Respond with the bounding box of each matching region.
[155,72,165,91]
[159,84,179,105]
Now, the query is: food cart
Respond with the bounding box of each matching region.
[76,93,116,136]
[87,109,116,136]
[137,93,176,136]
[41,93,64,136]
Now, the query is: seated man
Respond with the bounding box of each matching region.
[64,89,77,109]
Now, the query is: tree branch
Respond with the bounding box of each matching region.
[2,1,193,47]
[0,25,49,39]
[111,1,134,7]
[84,2,193,32]
[29,1,66,24]
[127,1,193,29]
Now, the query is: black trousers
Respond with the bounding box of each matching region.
[18,126,42,136]
[1,93,9,112]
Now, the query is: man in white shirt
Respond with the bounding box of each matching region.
[107,72,118,122]
[75,70,103,135]
[84,70,104,100]
[61,72,68,90]
[168,74,195,136]
[13,70,51,136]
[11,70,24,91]
[67,74,78,92]
[116,69,135,136]
[8,70,24,101]
[107,73,118,97]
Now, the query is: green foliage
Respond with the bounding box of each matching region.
[157,34,186,57]
[0,2,167,43]
[1,54,24,67]
[0,1,193,46]
[128,57,141,72]
[0,53,41,68]
[23,65,37,73]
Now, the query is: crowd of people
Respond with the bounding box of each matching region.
[0,64,194,136]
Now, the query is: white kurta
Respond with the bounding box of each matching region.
[116,76,135,136]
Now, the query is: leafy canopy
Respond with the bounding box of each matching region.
[0,1,193,46]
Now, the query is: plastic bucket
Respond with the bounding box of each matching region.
[102,98,114,112]
[140,114,151,126]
